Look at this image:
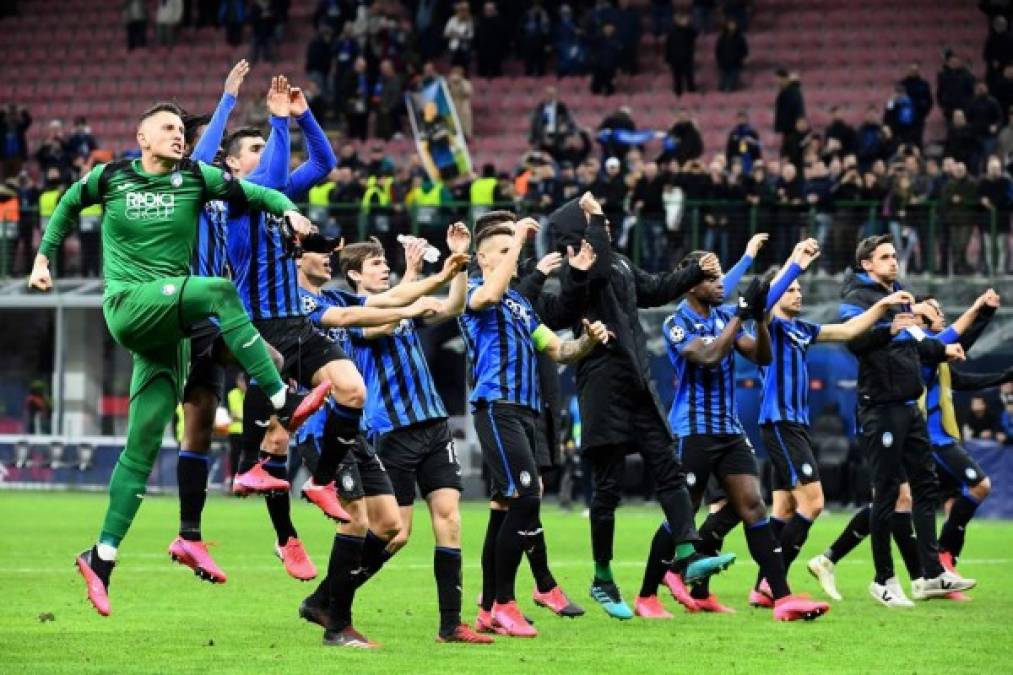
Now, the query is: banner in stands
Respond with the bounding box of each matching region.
[405,77,472,183]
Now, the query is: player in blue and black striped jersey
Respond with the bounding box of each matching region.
[652,248,829,621]
[746,240,912,606]
[461,213,611,638]
[291,233,473,648]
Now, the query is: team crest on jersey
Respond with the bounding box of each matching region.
[170,171,183,188]
[882,431,894,448]
[161,283,177,296]
[801,463,814,477]
[392,318,415,337]
[787,329,812,349]
[519,471,532,487]
[668,324,685,343]
[503,297,531,323]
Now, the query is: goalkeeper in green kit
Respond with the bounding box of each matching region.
[28,102,331,617]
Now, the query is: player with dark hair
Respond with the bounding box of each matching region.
[641,245,830,621]
[464,215,610,637]
[833,234,974,608]
[809,288,1007,602]
[29,99,327,616]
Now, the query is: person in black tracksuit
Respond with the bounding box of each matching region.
[840,234,975,605]
[550,194,727,615]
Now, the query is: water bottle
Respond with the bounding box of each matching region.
[397,234,441,263]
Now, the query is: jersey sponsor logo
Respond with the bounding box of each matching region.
[125,191,175,219]
[503,297,532,324]
[786,329,813,348]
[882,431,894,448]
[161,283,177,296]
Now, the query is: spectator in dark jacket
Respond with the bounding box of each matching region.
[825,105,857,158]
[589,23,622,96]
[902,62,933,146]
[774,69,805,154]
[340,56,371,140]
[665,11,697,96]
[34,120,71,177]
[725,110,762,172]
[937,52,976,125]
[0,105,32,178]
[530,87,577,156]
[884,83,919,145]
[993,64,1013,125]
[305,24,335,95]
[614,0,642,74]
[374,58,403,140]
[968,80,1004,166]
[783,116,814,170]
[669,112,704,163]
[985,16,1013,91]
[715,19,748,91]
[597,106,637,159]
[475,1,507,78]
[946,111,981,172]
[556,4,586,77]
[856,104,890,170]
[518,0,551,77]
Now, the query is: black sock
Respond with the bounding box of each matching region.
[891,511,923,580]
[353,530,393,589]
[524,519,557,593]
[307,575,329,608]
[177,450,209,541]
[480,509,506,611]
[260,452,297,544]
[239,386,272,473]
[87,546,114,587]
[327,533,365,632]
[495,495,541,605]
[756,517,787,589]
[435,547,463,636]
[939,495,979,561]
[826,504,871,563]
[688,503,739,599]
[640,521,675,597]
[745,519,790,599]
[314,400,361,485]
[779,513,814,573]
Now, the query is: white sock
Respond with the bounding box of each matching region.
[96,543,118,562]
[269,387,287,410]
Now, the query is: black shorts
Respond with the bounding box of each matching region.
[474,401,540,499]
[677,433,758,500]
[532,410,557,471]
[254,316,347,389]
[932,442,987,499]
[704,476,726,505]
[761,421,820,491]
[297,434,393,500]
[375,418,463,507]
[183,318,227,400]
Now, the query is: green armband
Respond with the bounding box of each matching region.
[531,324,554,352]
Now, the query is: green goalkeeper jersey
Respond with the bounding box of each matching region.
[39,158,297,298]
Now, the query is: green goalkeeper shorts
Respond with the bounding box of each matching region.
[103,276,192,400]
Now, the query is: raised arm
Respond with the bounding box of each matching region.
[422,223,472,325]
[468,218,537,311]
[190,60,249,163]
[736,317,773,365]
[765,238,819,310]
[943,289,1000,350]
[287,89,337,199]
[320,297,441,328]
[369,252,470,309]
[245,115,291,190]
[721,233,768,301]
[818,290,914,342]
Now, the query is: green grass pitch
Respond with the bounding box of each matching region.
[1,492,1012,673]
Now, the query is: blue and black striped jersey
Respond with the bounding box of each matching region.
[459,278,543,413]
[191,201,230,277]
[347,311,448,437]
[758,316,821,426]
[229,211,303,320]
[663,301,748,437]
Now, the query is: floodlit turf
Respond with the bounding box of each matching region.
[2,492,1012,674]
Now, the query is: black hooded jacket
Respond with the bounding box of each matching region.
[550,199,707,448]
[840,270,948,406]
